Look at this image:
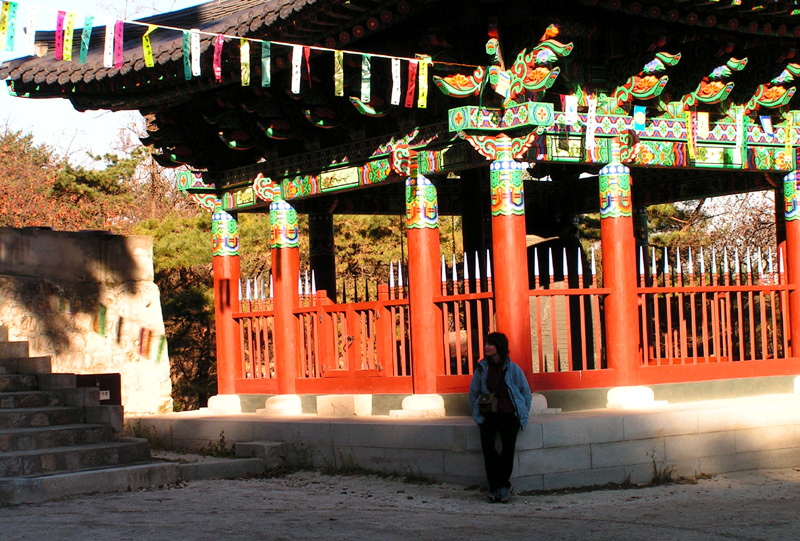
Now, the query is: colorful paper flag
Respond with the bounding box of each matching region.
[113,20,124,69]
[291,44,302,94]
[240,38,250,86]
[24,6,35,56]
[213,33,224,82]
[190,29,200,76]
[4,1,17,52]
[564,94,578,126]
[261,41,270,87]
[417,55,430,108]
[697,111,709,139]
[181,30,191,79]
[79,15,93,64]
[303,45,311,87]
[361,54,371,103]
[585,96,597,150]
[760,115,775,138]
[54,11,64,61]
[62,12,75,61]
[103,22,114,67]
[0,3,9,50]
[685,111,696,160]
[633,105,646,132]
[391,58,400,105]
[405,59,418,108]
[334,50,343,96]
[142,25,156,68]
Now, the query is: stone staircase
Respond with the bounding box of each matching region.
[0,325,154,503]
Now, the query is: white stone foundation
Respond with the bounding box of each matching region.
[205,394,242,414]
[606,386,668,409]
[316,394,373,417]
[258,395,303,416]
[389,394,446,418]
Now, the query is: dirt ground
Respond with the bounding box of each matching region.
[2,465,800,540]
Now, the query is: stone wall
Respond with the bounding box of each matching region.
[0,227,172,414]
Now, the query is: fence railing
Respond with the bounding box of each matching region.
[638,247,791,366]
[528,247,610,376]
[435,252,495,378]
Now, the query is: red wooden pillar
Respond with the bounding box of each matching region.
[270,198,300,394]
[406,174,444,393]
[489,149,533,379]
[212,208,242,394]
[599,161,640,386]
[782,172,800,356]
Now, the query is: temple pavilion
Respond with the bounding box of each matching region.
[4,0,800,414]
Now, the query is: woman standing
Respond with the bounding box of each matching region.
[468,332,532,503]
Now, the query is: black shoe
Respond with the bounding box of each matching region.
[487,490,499,503]
[499,486,513,503]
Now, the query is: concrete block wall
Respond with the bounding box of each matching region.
[129,393,800,490]
[0,228,172,414]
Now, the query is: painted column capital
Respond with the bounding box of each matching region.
[784,171,800,221]
[211,208,239,257]
[599,163,633,219]
[489,156,526,217]
[269,196,299,248]
[405,174,439,229]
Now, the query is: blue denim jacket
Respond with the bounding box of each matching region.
[468,358,532,427]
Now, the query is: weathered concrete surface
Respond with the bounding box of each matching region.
[129,393,800,491]
[0,228,171,414]
[2,467,799,539]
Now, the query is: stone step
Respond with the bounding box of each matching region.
[0,374,38,393]
[0,438,151,477]
[0,461,179,505]
[0,341,29,359]
[0,406,84,430]
[0,390,63,409]
[0,356,53,376]
[0,424,114,452]
[36,373,77,391]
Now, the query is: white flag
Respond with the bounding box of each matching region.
[291,45,302,94]
[190,29,201,76]
[391,58,401,105]
[103,23,114,67]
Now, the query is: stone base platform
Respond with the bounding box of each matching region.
[129,393,800,492]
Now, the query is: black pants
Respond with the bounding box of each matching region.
[478,412,520,491]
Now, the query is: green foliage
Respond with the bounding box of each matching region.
[134,213,213,272]
[647,201,713,249]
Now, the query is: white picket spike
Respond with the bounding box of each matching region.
[591,248,597,276]
[638,246,644,276]
[734,248,740,274]
[562,248,568,279]
[723,249,729,273]
[769,247,774,275]
[663,247,669,274]
[746,247,752,275]
[534,248,540,277]
[486,249,492,279]
[390,261,396,289]
[548,248,554,277]
[676,247,682,274]
[780,247,785,274]
[687,247,694,275]
[474,252,481,280]
[712,248,717,276]
[311,270,317,295]
[577,247,583,276]
[651,246,656,276]
[463,252,469,280]
[269,275,273,298]
[238,278,242,301]
[246,277,252,302]
[398,263,404,288]
[441,255,446,283]
[700,248,705,275]
[304,270,310,296]
[452,254,458,283]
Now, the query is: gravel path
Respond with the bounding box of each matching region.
[3,466,799,539]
